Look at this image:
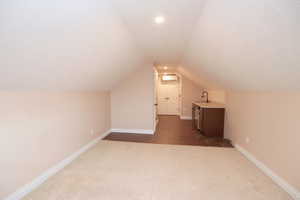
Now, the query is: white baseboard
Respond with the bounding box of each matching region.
[111,128,154,134]
[4,130,111,200]
[235,144,300,200]
[180,116,192,120]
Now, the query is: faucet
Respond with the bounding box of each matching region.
[201,91,209,103]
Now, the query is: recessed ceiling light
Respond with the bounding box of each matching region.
[155,16,165,24]
[163,66,168,70]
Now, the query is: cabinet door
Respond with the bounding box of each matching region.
[192,104,198,129]
[202,108,225,137]
[198,107,204,132]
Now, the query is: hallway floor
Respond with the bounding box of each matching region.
[104,115,233,147]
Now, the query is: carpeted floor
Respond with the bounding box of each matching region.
[24,141,291,200]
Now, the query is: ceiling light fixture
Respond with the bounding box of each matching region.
[155,16,165,24]
[163,66,168,70]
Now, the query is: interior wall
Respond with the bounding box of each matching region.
[153,68,159,128]
[208,90,226,104]
[0,91,111,199]
[182,0,300,91]
[111,66,155,131]
[181,75,204,118]
[0,0,144,91]
[182,0,299,193]
[225,91,300,191]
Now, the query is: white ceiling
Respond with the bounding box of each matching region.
[110,0,205,66]
[0,0,144,91]
[1,0,299,91]
[182,0,300,91]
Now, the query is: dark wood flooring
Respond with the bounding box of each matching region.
[104,115,233,147]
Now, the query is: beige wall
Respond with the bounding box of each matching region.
[225,91,300,191]
[111,66,155,131]
[181,76,204,117]
[155,68,226,118]
[0,91,111,199]
[208,90,226,104]
[165,74,225,118]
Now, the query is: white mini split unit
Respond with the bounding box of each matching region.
[161,74,178,81]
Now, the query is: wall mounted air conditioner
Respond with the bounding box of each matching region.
[161,74,178,81]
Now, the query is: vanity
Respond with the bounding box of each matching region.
[192,102,225,138]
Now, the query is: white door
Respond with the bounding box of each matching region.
[157,79,179,115]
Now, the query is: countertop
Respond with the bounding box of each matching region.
[193,102,225,109]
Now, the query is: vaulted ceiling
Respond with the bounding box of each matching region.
[0,0,143,91]
[110,0,205,65]
[182,0,300,91]
[1,0,299,91]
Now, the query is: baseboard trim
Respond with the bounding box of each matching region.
[235,144,300,200]
[4,130,111,200]
[111,128,154,134]
[180,116,192,120]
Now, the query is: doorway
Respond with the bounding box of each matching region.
[157,74,180,115]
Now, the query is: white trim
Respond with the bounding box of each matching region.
[180,116,192,120]
[155,118,159,131]
[111,128,154,134]
[235,144,300,200]
[4,130,111,200]
[157,72,181,116]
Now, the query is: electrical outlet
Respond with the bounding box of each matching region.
[246,137,250,143]
[90,129,94,135]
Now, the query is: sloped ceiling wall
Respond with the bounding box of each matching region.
[0,0,144,91]
[177,66,222,90]
[1,0,299,91]
[182,0,300,91]
[109,0,205,65]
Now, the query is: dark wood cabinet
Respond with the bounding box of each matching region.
[192,104,197,129]
[192,103,225,138]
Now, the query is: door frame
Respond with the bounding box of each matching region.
[157,72,182,116]
[153,67,159,130]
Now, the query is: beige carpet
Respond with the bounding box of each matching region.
[24,141,291,200]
